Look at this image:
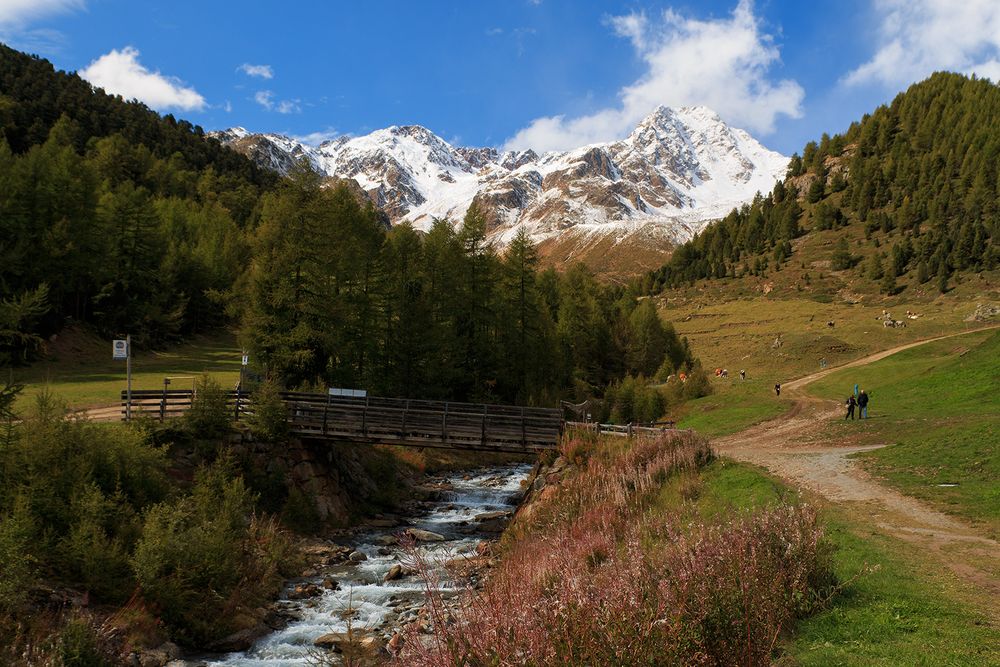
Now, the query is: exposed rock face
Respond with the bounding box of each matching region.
[229,436,390,528]
[210,106,787,274]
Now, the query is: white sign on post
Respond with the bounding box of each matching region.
[241,353,249,366]
[328,387,367,398]
[113,339,129,360]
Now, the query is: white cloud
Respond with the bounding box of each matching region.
[239,63,273,79]
[845,0,1000,87]
[0,0,83,25]
[0,0,84,54]
[254,90,300,114]
[254,90,273,108]
[504,0,803,152]
[291,127,340,145]
[80,46,206,111]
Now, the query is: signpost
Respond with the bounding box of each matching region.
[114,336,132,421]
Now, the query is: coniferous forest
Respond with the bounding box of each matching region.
[645,73,998,291]
[0,45,695,407]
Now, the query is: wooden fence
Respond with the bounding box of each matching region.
[120,389,563,453]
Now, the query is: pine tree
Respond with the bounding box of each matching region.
[880,270,897,295]
[831,238,853,270]
[868,252,885,280]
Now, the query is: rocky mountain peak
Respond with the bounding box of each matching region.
[210,106,787,273]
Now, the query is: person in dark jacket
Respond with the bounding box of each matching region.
[858,389,869,419]
[845,395,857,420]
[774,382,781,396]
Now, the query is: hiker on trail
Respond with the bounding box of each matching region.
[854,383,859,397]
[858,389,869,419]
[845,395,857,420]
[820,357,827,369]
[774,382,781,396]
[740,369,746,381]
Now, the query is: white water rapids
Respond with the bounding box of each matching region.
[202,463,532,666]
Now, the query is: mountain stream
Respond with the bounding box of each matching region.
[201,463,533,666]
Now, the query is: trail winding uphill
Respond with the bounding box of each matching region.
[714,327,1000,609]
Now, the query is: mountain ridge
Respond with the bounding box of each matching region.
[211,106,788,273]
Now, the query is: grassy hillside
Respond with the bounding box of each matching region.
[658,290,993,436]
[808,329,1000,535]
[10,328,241,410]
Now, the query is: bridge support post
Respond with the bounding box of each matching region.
[322,393,330,435]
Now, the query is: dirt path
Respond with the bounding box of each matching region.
[715,326,1000,607]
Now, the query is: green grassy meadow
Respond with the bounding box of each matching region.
[676,460,1000,665]
[660,293,988,437]
[10,329,242,410]
[808,329,1000,536]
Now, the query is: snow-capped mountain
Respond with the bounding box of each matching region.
[211,106,788,273]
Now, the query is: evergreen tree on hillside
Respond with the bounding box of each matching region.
[831,238,853,271]
[646,72,998,294]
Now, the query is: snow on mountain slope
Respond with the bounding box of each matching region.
[209,106,787,273]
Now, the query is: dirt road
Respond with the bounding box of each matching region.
[714,327,1000,606]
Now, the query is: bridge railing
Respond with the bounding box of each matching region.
[564,420,680,439]
[120,389,563,452]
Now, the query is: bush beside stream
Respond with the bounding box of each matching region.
[401,431,836,665]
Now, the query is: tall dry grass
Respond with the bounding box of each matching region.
[399,431,834,666]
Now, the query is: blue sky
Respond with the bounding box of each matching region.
[2,0,999,155]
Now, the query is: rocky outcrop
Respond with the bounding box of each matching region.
[229,435,403,528]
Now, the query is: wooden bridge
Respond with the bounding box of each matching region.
[120,389,564,453]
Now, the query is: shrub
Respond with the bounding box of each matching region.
[280,486,321,534]
[56,616,113,667]
[246,377,288,442]
[682,362,713,401]
[185,375,232,440]
[0,496,35,614]
[400,433,833,666]
[604,374,665,424]
[0,395,167,606]
[131,458,297,644]
[62,485,136,602]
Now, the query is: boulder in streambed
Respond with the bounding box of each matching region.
[349,550,368,562]
[405,528,446,542]
[477,518,508,534]
[474,510,511,522]
[384,564,404,581]
[287,583,322,600]
[313,632,349,650]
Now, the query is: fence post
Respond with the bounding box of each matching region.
[627,422,634,438]
[234,386,241,422]
[322,392,330,435]
[442,403,448,443]
[481,405,488,447]
[521,406,526,448]
[160,378,170,422]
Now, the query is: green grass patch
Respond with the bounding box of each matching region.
[787,514,999,665]
[675,379,789,438]
[11,330,242,410]
[683,461,999,665]
[808,329,1000,535]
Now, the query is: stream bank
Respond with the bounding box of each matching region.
[174,462,536,666]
